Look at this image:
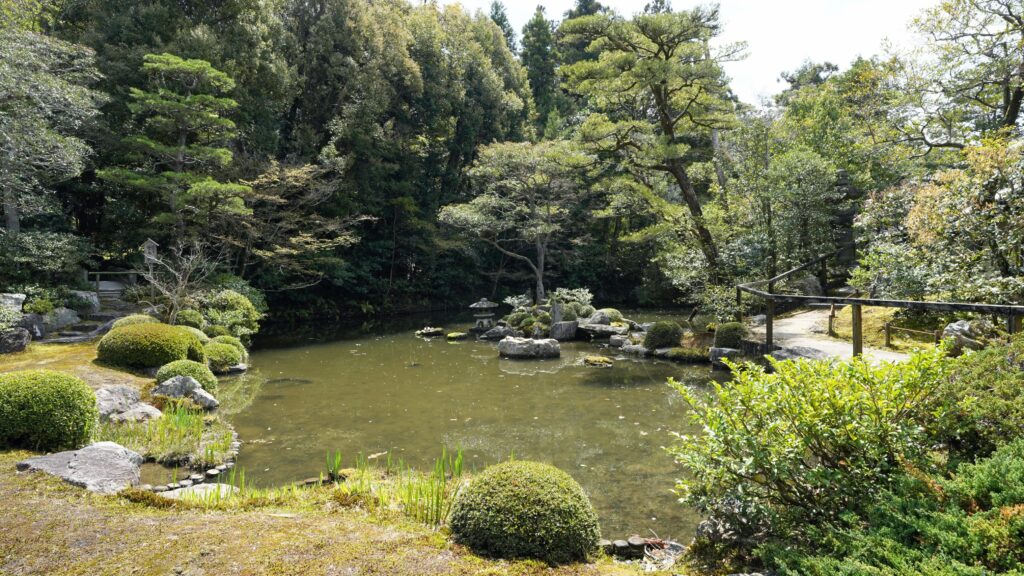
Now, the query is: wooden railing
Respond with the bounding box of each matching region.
[736,244,1024,356]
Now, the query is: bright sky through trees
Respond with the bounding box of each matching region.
[448,0,935,104]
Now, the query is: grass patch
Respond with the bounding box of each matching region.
[94,402,234,467]
[832,306,940,351]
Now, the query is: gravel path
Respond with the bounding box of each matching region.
[750,308,910,364]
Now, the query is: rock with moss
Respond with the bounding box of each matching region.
[584,355,614,367]
[447,332,468,341]
[416,326,444,337]
[16,441,143,494]
[661,347,708,363]
[450,460,600,564]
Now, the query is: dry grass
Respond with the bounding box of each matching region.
[831,306,939,351]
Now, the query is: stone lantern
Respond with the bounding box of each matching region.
[469,298,499,332]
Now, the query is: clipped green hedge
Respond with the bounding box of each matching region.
[97,323,206,368]
[155,360,218,393]
[714,321,748,349]
[111,314,159,330]
[644,321,684,350]
[210,335,247,361]
[203,324,231,338]
[450,460,600,564]
[204,342,242,373]
[176,325,210,344]
[0,370,97,451]
[174,309,204,329]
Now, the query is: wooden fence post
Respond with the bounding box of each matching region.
[735,287,742,322]
[1009,315,1018,335]
[851,304,863,356]
[884,322,891,348]
[765,299,775,353]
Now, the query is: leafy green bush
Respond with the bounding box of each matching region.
[202,324,232,338]
[551,287,593,307]
[670,349,950,544]
[0,370,97,451]
[597,308,623,322]
[713,321,747,348]
[0,306,23,332]
[97,323,206,368]
[505,311,529,328]
[210,335,247,360]
[579,304,596,318]
[176,325,210,344]
[450,460,600,564]
[156,360,218,393]
[201,289,261,340]
[112,314,159,330]
[175,309,205,329]
[536,310,551,324]
[23,297,54,315]
[204,342,242,373]
[931,334,1024,465]
[644,320,684,349]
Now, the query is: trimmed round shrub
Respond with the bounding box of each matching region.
[714,321,748,349]
[97,323,206,368]
[177,325,210,344]
[204,342,242,373]
[536,310,552,324]
[505,311,529,328]
[111,314,159,330]
[450,461,600,564]
[0,370,97,451]
[156,359,218,393]
[210,335,247,361]
[598,308,623,322]
[202,289,261,340]
[579,305,596,318]
[175,309,204,329]
[644,321,684,350]
[203,324,231,338]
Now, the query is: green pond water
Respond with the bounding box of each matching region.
[227,311,723,538]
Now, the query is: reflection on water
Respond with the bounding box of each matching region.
[229,310,723,538]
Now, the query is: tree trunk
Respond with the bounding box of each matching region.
[535,238,546,303]
[711,128,730,214]
[3,192,18,233]
[665,159,721,280]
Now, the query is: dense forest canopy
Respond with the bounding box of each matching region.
[2,0,1023,323]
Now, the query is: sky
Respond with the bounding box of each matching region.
[440,0,937,104]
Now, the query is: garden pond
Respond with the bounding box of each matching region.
[223,310,724,538]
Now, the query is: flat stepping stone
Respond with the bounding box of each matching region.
[16,442,142,494]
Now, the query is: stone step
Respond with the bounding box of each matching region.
[85,312,121,322]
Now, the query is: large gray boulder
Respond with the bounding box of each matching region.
[609,334,629,348]
[96,385,161,423]
[481,325,518,341]
[0,293,25,312]
[943,320,985,352]
[578,323,628,339]
[43,307,80,332]
[769,346,830,362]
[585,310,613,325]
[18,313,45,339]
[16,442,143,494]
[620,343,650,356]
[549,320,578,341]
[709,347,742,368]
[0,328,31,354]
[69,290,101,314]
[151,375,219,409]
[497,337,560,359]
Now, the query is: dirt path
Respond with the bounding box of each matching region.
[750,309,910,364]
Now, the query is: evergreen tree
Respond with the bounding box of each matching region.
[100,54,250,238]
[559,0,604,67]
[521,6,557,129]
[489,1,517,52]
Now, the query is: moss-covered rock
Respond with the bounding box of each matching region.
[664,347,708,363]
[450,460,600,564]
[644,321,684,350]
[156,360,218,393]
[0,370,97,451]
[597,308,623,322]
[583,355,614,367]
[98,324,206,368]
[446,332,468,341]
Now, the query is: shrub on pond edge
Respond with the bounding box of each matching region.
[0,370,96,451]
[156,360,218,393]
[450,460,600,564]
[204,342,242,373]
[644,321,684,349]
[98,323,206,368]
[713,322,747,348]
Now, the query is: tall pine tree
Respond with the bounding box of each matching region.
[521,6,557,131]
[489,1,517,52]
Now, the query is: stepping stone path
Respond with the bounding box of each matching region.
[16,442,143,494]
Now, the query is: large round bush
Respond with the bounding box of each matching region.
[111,314,159,330]
[156,360,218,393]
[210,335,247,360]
[174,308,204,329]
[204,342,242,373]
[0,370,97,451]
[644,320,684,349]
[97,323,206,368]
[450,461,600,564]
[714,322,748,349]
[202,289,261,340]
[176,325,210,344]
